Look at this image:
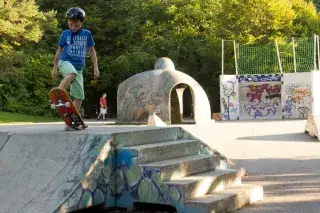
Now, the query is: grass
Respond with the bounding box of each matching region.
[0,111,60,124]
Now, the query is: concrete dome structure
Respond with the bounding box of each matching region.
[117,58,211,124]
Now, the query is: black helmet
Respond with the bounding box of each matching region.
[65,7,86,22]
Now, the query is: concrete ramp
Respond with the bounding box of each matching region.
[0,132,10,151]
[305,114,320,140]
[0,132,112,213]
[0,126,263,213]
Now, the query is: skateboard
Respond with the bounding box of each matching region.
[49,87,87,131]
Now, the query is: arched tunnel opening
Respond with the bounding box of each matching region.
[170,83,195,124]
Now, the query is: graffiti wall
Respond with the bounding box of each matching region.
[238,74,282,120]
[220,73,317,120]
[220,75,239,120]
[282,73,312,119]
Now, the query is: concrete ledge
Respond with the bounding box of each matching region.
[184,184,263,213]
[141,154,220,181]
[122,139,201,164]
[305,114,320,141]
[165,169,242,200]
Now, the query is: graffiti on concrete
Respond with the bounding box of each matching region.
[238,74,281,83]
[119,83,168,122]
[118,66,212,124]
[243,83,281,118]
[246,84,281,102]
[283,82,311,119]
[239,80,282,119]
[244,100,278,118]
[221,81,237,120]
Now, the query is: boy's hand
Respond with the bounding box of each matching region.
[52,68,58,80]
[94,67,99,80]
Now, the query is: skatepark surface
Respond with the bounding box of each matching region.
[179,119,320,213]
[1,119,320,213]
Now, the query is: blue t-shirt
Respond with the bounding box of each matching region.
[58,29,95,71]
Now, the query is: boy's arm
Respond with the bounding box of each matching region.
[52,47,63,80]
[89,47,99,80]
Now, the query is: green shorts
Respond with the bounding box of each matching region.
[58,60,84,100]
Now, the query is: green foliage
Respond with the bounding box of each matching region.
[0,0,58,116]
[1,0,320,115]
[0,0,45,50]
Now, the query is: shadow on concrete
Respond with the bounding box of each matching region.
[236,132,317,142]
[237,200,320,213]
[232,158,320,213]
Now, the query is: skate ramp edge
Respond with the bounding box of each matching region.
[0,132,114,213]
[1,127,235,213]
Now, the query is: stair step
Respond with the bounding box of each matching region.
[123,140,201,164]
[141,154,220,181]
[114,127,190,146]
[184,184,264,213]
[165,169,243,200]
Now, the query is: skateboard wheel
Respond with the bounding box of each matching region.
[50,104,55,109]
[78,125,84,130]
[65,102,71,107]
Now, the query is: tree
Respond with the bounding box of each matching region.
[0,0,59,116]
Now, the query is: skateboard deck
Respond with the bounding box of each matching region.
[49,87,87,131]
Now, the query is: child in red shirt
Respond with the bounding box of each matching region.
[97,93,107,120]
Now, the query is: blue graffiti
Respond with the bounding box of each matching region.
[115,149,135,168]
[244,101,277,118]
[283,96,295,118]
[238,74,281,83]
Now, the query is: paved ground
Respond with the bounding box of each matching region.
[1,119,319,213]
[180,119,320,213]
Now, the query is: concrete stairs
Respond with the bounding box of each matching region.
[112,127,263,213]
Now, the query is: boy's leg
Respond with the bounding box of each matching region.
[58,60,77,90]
[73,99,82,111]
[69,74,87,128]
[68,68,84,111]
[59,74,76,90]
[59,60,85,113]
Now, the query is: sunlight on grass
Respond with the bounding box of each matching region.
[0,111,60,124]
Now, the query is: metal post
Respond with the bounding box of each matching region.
[317,35,320,71]
[221,39,224,75]
[233,40,238,75]
[275,40,283,74]
[292,37,297,73]
[314,34,317,71]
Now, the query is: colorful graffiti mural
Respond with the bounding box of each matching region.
[220,73,314,120]
[283,83,311,119]
[220,75,239,120]
[282,73,312,119]
[239,79,282,120]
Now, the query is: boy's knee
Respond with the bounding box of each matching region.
[66,73,76,79]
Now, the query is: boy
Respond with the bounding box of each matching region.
[97,93,107,120]
[52,7,99,116]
